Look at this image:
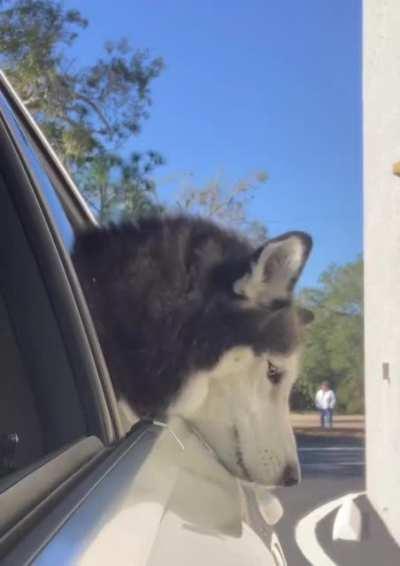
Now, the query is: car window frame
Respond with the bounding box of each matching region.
[0,72,124,443]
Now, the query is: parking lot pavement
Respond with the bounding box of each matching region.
[275,474,363,565]
[297,433,365,478]
[317,493,400,566]
[276,433,364,564]
[270,434,400,565]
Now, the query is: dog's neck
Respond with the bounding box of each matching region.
[134,415,244,536]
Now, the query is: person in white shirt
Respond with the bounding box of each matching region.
[315,381,336,428]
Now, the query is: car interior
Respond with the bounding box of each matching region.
[0,173,87,480]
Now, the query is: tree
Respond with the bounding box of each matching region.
[76,150,165,224]
[292,257,364,414]
[0,1,270,232]
[0,0,164,221]
[175,170,269,244]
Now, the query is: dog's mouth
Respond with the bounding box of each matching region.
[186,418,291,487]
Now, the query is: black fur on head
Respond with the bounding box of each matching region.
[73,215,312,418]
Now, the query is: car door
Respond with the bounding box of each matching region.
[0,71,168,565]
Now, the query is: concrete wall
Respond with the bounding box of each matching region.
[364,0,400,544]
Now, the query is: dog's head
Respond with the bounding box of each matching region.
[168,231,313,488]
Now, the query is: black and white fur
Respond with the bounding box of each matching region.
[73,215,312,488]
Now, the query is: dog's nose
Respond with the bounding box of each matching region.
[281,464,299,486]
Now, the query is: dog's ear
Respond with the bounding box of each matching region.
[233,232,312,304]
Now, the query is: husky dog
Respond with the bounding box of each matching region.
[73,215,312,488]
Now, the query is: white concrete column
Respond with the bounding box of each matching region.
[364,0,400,544]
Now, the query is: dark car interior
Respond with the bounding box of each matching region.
[0,174,87,478]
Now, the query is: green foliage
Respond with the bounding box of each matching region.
[292,257,364,414]
[0,0,164,222]
[76,150,165,223]
[336,376,364,414]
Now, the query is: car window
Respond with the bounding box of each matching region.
[0,171,87,481]
[0,84,122,443]
[0,87,116,561]
[0,92,76,250]
[0,289,43,475]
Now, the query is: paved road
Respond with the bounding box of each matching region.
[274,434,365,565]
[296,434,364,478]
[244,434,365,564]
[246,432,400,564]
[247,432,400,564]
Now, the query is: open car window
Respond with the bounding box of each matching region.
[0,78,123,441]
[0,80,112,558]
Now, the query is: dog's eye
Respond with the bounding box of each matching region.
[267,361,283,384]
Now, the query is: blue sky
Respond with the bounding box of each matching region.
[65,0,362,288]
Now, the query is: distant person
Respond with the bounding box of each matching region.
[315,381,336,428]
